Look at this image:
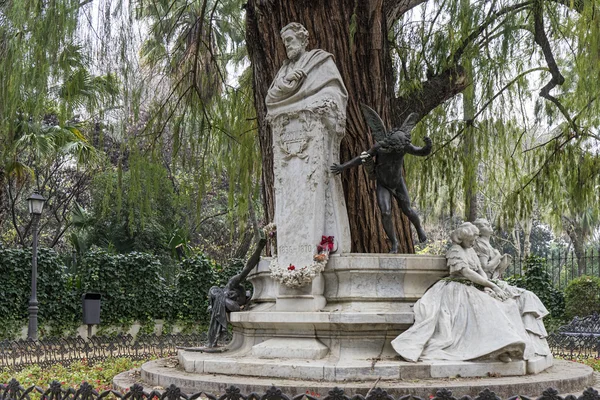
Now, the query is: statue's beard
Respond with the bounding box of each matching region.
[286,46,302,61]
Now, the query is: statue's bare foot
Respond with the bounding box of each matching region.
[417,231,427,243]
[498,353,512,363]
[389,242,399,253]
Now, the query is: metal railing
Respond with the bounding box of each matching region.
[547,313,600,359]
[0,334,208,371]
[0,381,598,400]
[507,248,600,289]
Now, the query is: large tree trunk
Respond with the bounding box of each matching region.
[246,0,414,253]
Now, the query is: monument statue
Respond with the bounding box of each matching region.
[265,22,350,294]
[330,105,430,251]
[473,218,551,357]
[472,218,512,279]
[206,235,267,348]
[391,222,536,362]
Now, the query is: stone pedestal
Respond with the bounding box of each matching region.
[271,110,350,269]
[125,255,578,396]
[275,273,326,311]
[172,254,554,381]
[224,254,445,362]
[268,109,351,312]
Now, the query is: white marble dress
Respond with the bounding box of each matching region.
[474,238,551,357]
[391,244,534,362]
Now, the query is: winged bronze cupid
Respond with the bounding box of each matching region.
[330,104,432,252]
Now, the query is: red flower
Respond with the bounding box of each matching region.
[317,236,334,252]
[288,264,295,271]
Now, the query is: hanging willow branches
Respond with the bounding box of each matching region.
[396,0,599,234]
[1,0,598,252]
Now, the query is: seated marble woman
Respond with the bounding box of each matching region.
[391,222,535,363]
[473,218,551,357]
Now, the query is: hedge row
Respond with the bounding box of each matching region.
[0,248,242,339]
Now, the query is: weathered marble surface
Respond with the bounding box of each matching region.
[391,223,551,372]
[473,218,552,361]
[134,357,591,397]
[266,23,350,287]
[248,254,447,312]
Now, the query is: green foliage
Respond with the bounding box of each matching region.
[0,0,118,252]
[0,357,147,392]
[0,248,79,339]
[174,254,220,324]
[564,276,600,320]
[79,250,173,324]
[0,245,241,339]
[581,358,600,372]
[87,164,180,255]
[397,0,600,235]
[505,255,565,322]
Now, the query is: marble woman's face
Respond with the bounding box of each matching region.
[478,221,493,236]
[462,234,476,248]
[282,31,305,61]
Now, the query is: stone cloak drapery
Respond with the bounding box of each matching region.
[265,48,351,282]
[266,49,348,118]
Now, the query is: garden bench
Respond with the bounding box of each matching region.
[547,313,600,358]
[557,313,600,337]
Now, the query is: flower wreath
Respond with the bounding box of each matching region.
[267,231,334,288]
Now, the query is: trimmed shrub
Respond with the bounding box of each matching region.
[79,250,173,324]
[505,255,565,324]
[0,248,79,338]
[0,246,245,339]
[174,253,220,324]
[564,275,600,320]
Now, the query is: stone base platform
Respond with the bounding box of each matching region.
[114,358,593,398]
[177,349,554,381]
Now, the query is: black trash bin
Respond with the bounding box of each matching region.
[82,293,101,325]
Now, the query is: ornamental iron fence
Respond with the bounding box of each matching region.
[547,313,600,359]
[0,381,598,400]
[0,329,599,367]
[0,333,209,371]
[507,248,600,289]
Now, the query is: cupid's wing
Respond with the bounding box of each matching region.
[361,103,387,142]
[399,112,419,133]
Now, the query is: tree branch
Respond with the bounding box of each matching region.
[518,136,571,193]
[474,67,548,120]
[7,181,24,247]
[533,0,581,137]
[384,0,428,27]
[546,0,585,13]
[450,1,534,66]
[392,65,468,125]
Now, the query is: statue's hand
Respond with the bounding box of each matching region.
[423,136,432,147]
[493,286,509,301]
[330,163,343,175]
[284,69,306,83]
[485,286,509,301]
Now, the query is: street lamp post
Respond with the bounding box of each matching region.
[27,192,46,341]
